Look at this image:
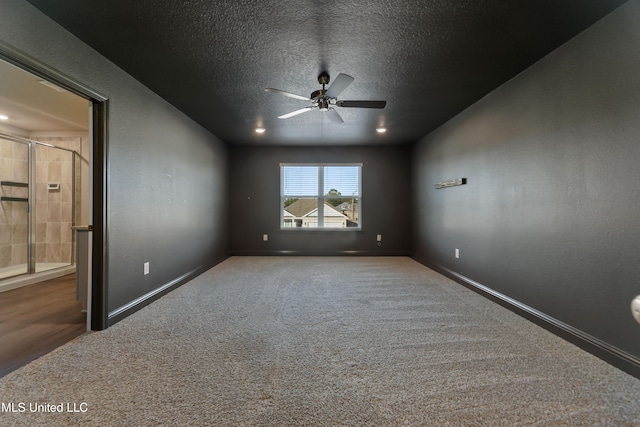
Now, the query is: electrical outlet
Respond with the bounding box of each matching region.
[632,295,640,325]
[143,262,150,275]
[263,234,268,242]
[455,248,460,259]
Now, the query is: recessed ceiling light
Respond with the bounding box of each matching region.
[255,127,266,134]
[376,127,386,133]
[0,114,8,120]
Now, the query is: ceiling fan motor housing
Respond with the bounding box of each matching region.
[318,98,329,111]
[310,89,330,111]
[318,72,330,85]
[311,89,331,111]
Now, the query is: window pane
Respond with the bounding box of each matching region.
[323,166,359,197]
[283,166,318,196]
[280,164,361,230]
[334,197,359,228]
[283,197,317,228]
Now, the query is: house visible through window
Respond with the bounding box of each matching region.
[281,164,361,229]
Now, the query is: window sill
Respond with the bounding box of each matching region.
[279,228,362,232]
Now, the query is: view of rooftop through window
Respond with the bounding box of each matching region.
[281,164,361,229]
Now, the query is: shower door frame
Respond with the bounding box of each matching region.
[0,41,109,331]
[0,135,30,278]
[0,134,79,277]
[30,138,79,275]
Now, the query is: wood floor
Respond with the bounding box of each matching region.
[0,274,86,377]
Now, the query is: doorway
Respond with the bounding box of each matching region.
[0,134,85,282]
[0,43,108,375]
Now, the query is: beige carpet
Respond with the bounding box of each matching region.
[1,256,639,426]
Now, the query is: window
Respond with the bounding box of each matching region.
[281,164,361,229]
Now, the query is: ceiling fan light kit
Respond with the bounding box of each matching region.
[264,72,386,124]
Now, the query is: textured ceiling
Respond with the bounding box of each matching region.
[25,0,627,146]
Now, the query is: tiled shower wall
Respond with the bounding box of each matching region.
[0,136,82,269]
[32,137,82,265]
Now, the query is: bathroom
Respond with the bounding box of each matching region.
[0,57,91,374]
[0,134,88,284]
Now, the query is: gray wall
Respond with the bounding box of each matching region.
[413,0,640,361]
[230,146,411,255]
[1,0,229,319]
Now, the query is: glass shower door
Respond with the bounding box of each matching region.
[34,144,74,273]
[0,137,30,280]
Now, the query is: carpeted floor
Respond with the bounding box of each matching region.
[1,256,639,426]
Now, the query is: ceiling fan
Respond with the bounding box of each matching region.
[264,72,386,124]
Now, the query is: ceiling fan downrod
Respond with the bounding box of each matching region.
[314,72,331,111]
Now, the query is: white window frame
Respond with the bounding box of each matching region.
[280,163,362,230]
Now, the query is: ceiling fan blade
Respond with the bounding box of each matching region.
[278,106,317,119]
[326,108,344,124]
[336,100,387,109]
[264,88,311,101]
[325,73,354,98]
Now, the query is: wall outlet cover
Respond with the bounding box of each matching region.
[632,295,640,325]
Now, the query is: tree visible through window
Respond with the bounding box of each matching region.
[281,164,361,229]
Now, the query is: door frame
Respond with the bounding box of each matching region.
[0,41,109,330]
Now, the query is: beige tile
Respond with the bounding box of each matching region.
[0,204,9,223]
[36,183,48,201]
[46,222,61,244]
[48,160,62,181]
[36,161,48,183]
[0,224,11,245]
[46,243,61,263]
[49,148,64,161]
[61,160,73,182]
[71,137,82,152]
[12,243,27,264]
[13,160,28,182]
[14,142,28,160]
[60,222,73,243]
[48,187,61,202]
[36,202,48,223]
[61,183,73,203]
[36,223,47,243]
[0,139,13,158]
[11,223,28,244]
[36,243,46,262]
[35,145,48,161]
[61,243,72,263]
[45,247,55,264]
[61,202,73,222]
[0,245,11,267]
[47,202,61,222]
[0,157,13,181]
[12,204,28,224]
